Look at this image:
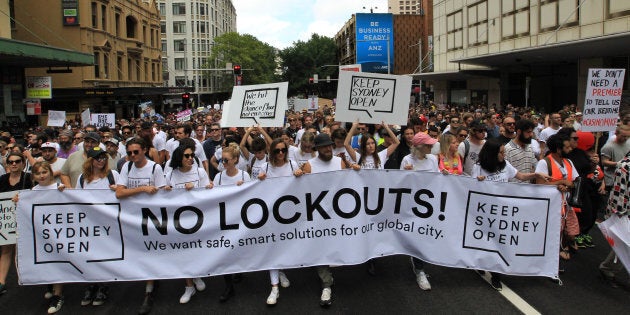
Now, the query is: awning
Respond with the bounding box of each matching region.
[411,69,500,80]
[0,38,93,68]
[451,32,630,67]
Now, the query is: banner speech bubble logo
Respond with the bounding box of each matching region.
[32,203,124,274]
[462,191,550,266]
[240,88,280,124]
[348,76,396,118]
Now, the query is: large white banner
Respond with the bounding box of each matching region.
[599,215,630,274]
[223,82,289,127]
[16,170,561,284]
[0,192,17,245]
[335,71,411,125]
[581,68,625,132]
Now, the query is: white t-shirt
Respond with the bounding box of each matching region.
[0,164,4,176]
[119,160,166,188]
[332,147,355,162]
[76,170,122,189]
[538,126,561,143]
[152,135,166,152]
[458,140,485,176]
[246,155,268,179]
[308,156,343,173]
[471,161,518,182]
[260,160,298,178]
[289,149,317,168]
[400,154,439,172]
[49,157,66,184]
[32,183,59,190]
[165,167,210,188]
[354,150,388,169]
[213,169,252,186]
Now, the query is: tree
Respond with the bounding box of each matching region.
[279,34,339,98]
[207,32,278,91]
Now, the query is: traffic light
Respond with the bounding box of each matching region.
[309,77,314,84]
[233,64,242,75]
[182,92,190,105]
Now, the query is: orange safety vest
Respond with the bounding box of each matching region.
[545,155,573,215]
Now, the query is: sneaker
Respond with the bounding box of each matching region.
[0,283,7,295]
[319,287,332,307]
[192,278,206,291]
[279,271,290,288]
[138,293,153,315]
[47,295,64,314]
[179,286,196,304]
[416,271,432,291]
[266,287,279,305]
[584,234,595,247]
[92,286,108,306]
[81,285,98,306]
[575,235,586,248]
[44,284,53,299]
[491,277,503,291]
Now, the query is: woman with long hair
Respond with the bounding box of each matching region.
[257,138,303,305]
[473,138,548,290]
[164,144,212,304]
[344,121,399,169]
[290,131,317,167]
[0,152,32,296]
[437,133,463,175]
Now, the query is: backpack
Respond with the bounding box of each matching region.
[462,139,470,162]
[78,170,115,188]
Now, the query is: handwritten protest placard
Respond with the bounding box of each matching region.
[0,191,18,245]
[223,82,288,127]
[47,110,66,127]
[176,109,192,122]
[90,113,115,128]
[335,71,411,125]
[581,68,625,132]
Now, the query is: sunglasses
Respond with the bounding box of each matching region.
[74,137,83,140]
[451,120,459,123]
[273,148,288,154]
[7,159,22,165]
[127,150,141,156]
[458,134,468,138]
[504,122,515,126]
[122,131,132,135]
[220,158,231,163]
[184,153,195,159]
[95,156,108,162]
[210,128,220,132]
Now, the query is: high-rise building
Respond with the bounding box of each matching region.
[388,0,428,15]
[158,0,236,105]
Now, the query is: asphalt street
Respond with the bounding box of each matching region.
[0,226,628,314]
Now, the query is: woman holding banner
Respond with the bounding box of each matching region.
[213,142,252,302]
[164,143,212,304]
[0,152,32,296]
[257,138,303,305]
[473,138,549,290]
[344,121,400,170]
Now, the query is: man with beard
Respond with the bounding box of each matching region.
[504,119,538,183]
[301,133,352,307]
[497,117,516,145]
[40,142,66,183]
[57,130,77,159]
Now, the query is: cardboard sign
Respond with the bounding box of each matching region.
[176,109,192,122]
[90,113,115,128]
[581,68,625,132]
[335,71,411,125]
[81,109,91,127]
[47,110,66,127]
[224,82,288,127]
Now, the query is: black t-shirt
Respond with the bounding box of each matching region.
[0,172,33,192]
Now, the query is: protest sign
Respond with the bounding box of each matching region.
[0,192,17,246]
[90,113,115,128]
[24,99,42,115]
[308,95,319,111]
[47,110,66,127]
[599,215,630,274]
[223,82,288,127]
[335,71,411,125]
[581,68,626,132]
[176,109,192,122]
[80,109,91,127]
[17,170,561,284]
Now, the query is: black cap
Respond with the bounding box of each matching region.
[87,146,108,159]
[84,132,101,142]
[313,133,334,148]
[469,119,487,131]
[141,121,153,130]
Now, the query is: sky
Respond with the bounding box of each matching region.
[233,0,388,49]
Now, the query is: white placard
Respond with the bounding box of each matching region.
[47,110,66,127]
[17,170,561,284]
[335,71,411,125]
[90,113,115,128]
[81,109,91,127]
[599,215,630,274]
[308,95,319,111]
[223,82,288,127]
[0,191,18,245]
[581,68,625,132]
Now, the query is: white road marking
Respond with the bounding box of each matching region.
[479,272,541,315]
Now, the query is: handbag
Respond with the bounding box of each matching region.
[568,176,584,208]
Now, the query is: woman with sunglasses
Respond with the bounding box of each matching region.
[213,142,252,302]
[75,147,121,307]
[164,143,212,304]
[0,152,32,296]
[257,138,303,305]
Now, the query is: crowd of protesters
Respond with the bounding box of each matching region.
[0,101,629,314]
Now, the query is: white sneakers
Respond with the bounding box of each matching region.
[266,287,280,305]
[192,278,206,291]
[320,287,332,307]
[179,286,196,304]
[279,271,291,288]
[416,271,432,291]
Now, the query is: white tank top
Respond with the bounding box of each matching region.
[308,156,342,173]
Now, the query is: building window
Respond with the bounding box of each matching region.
[197,21,207,33]
[128,58,132,80]
[539,0,578,33]
[126,16,137,38]
[160,21,166,34]
[446,10,463,51]
[159,3,166,16]
[174,58,185,70]
[115,12,120,36]
[103,53,109,79]
[161,40,167,52]
[101,5,106,30]
[173,21,186,33]
[136,60,141,81]
[91,2,98,28]
[174,40,185,52]
[143,25,147,42]
[502,0,530,39]
[173,3,186,15]
[117,55,123,80]
[175,76,186,86]
[467,1,488,46]
[94,52,100,78]
[144,61,149,81]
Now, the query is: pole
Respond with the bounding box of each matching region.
[387,37,391,74]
